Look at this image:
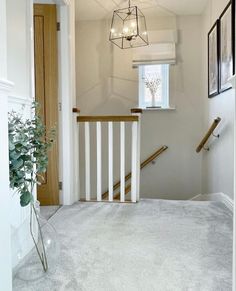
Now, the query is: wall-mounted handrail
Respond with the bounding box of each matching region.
[196,117,221,153]
[102,145,168,200]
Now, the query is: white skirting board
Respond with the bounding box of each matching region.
[191,193,234,213]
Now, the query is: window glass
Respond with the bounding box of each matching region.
[139,64,169,108]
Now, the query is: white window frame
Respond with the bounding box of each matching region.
[139,64,170,109]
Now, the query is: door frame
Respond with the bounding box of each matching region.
[228,74,236,291]
[32,0,78,206]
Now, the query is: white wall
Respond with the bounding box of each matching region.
[75,15,204,200]
[7,0,32,99]
[201,0,235,200]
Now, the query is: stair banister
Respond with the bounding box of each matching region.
[77,113,141,203]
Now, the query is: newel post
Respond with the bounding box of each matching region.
[131,108,143,202]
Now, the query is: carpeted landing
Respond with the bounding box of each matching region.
[13,199,233,291]
[40,205,61,221]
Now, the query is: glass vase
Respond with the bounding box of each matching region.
[13,200,60,282]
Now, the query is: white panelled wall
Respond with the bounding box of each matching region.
[0,80,13,290]
[6,0,36,270]
[0,0,13,290]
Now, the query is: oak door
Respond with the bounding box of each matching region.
[34,4,59,205]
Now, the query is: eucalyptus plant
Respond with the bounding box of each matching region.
[8,102,56,207]
[8,103,56,272]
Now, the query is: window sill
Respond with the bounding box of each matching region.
[141,107,176,112]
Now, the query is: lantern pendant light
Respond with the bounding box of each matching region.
[109,0,149,49]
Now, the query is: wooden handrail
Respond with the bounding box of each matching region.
[114,185,132,200]
[140,146,168,169]
[102,145,168,200]
[77,116,139,123]
[131,108,143,114]
[196,117,221,153]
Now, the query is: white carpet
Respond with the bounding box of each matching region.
[13,199,233,291]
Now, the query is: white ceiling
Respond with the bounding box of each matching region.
[75,0,208,21]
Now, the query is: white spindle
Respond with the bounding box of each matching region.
[85,122,90,201]
[75,112,80,201]
[108,122,113,202]
[131,121,138,203]
[97,122,102,201]
[136,120,141,201]
[120,122,125,202]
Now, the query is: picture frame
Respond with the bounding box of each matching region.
[219,1,235,93]
[208,20,220,98]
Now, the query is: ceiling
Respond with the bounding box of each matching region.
[75,0,208,21]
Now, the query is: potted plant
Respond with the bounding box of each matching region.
[9,102,56,272]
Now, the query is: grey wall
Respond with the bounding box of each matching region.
[201,0,235,200]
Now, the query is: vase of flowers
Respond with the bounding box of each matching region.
[145,74,161,108]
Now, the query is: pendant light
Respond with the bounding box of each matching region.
[109,0,149,49]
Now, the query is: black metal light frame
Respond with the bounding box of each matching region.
[109,1,149,49]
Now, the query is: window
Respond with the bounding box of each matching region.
[139,64,169,109]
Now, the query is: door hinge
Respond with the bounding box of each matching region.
[59,102,62,112]
[59,182,63,191]
[57,22,61,32]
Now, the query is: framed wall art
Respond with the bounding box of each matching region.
[219,1,235,93]
[208,20,220,98]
